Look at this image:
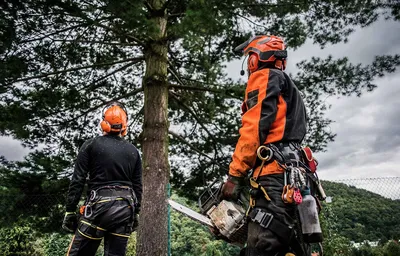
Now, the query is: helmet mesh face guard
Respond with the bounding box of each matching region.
[235,35,287,73]
[100,101,128,136]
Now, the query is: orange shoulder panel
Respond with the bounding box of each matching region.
[229,69,270,177]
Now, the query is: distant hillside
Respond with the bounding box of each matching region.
[322,180,400,242]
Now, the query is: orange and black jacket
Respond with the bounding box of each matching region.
[66,134,143,212]
[229,68,307,178]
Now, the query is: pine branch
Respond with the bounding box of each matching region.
[28,61,138,124]
[18,25,84,44]
[7,57,144,85]
[168,130,225,169]
[82,59,142,91]
[92,22,145,46]
[49,87,144,127]
[167,62,241,99]
[232,2,307,9]
[48,3,145,47]
[168,83,225,93]
[169,91,220,159]
[235,12,268,29]
[167,13,185,18]
[50,39,138,46]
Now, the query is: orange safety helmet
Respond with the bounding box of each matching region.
[235,35,287,73]
[100,101,128,136]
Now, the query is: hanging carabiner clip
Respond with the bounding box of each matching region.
[84,205,93,218]
[89,190,97,201]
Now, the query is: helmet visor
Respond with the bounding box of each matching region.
[234,35,264,54]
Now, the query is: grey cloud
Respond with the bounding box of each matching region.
[0,136,31,161]
[315,74,400,180]
[286,18,400,73]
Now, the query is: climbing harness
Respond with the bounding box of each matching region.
[76,185,138,239]
[246,142,325,255]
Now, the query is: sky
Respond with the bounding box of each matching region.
[292,18,400,182]
[1,16,399,188]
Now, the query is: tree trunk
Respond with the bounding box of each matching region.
[136,0,169,255]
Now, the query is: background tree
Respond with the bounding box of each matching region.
[1,0,400,254]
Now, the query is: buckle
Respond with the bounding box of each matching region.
[252,209,273,229]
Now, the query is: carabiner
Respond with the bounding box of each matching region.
[90,190,97,201]
[84,205,93,218]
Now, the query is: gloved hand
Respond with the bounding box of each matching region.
[220,175,245,201]
[62,212,78,233]
[132,213,139,232]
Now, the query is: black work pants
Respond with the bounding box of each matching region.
[67,199,133,256]
[67,231,129,256]
[245,173,308,256]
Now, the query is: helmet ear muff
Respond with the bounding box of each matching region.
[100,120,111,133]
[248,54,259,74]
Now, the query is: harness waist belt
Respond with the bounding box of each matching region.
[270,142,302,165]
[272,141,300,150]
[95,187,134,198]
[254,142,302,170]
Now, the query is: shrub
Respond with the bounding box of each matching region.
[0,224,36,255]
[44,233,72,256]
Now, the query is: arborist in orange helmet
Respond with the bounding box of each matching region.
[220,35,312,255]
[62,101,142,256]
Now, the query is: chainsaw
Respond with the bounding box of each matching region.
[168,181,248,246]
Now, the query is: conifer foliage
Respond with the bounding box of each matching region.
[0,1,399,255]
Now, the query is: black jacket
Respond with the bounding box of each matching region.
[66,134,142,212]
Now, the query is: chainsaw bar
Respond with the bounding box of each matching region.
[168,199,214,228]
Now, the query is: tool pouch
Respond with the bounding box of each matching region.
[301,147,318,173]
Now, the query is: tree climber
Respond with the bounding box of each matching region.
[62,101,142,256]
[220,35,320,256]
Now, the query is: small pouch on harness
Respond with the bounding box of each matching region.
[297,194,323,243]
[301,147,318,173]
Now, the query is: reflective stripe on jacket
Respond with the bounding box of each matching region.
[229,68,307,177]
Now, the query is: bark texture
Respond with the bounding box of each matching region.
[136,0,169,255]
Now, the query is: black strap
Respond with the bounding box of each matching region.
[248,208,293,240]
[248,208,307,256]
[96,189,134,198]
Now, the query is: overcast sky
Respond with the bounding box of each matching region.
[1,17,399,187]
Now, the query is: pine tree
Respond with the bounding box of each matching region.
[1,1,399,254]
